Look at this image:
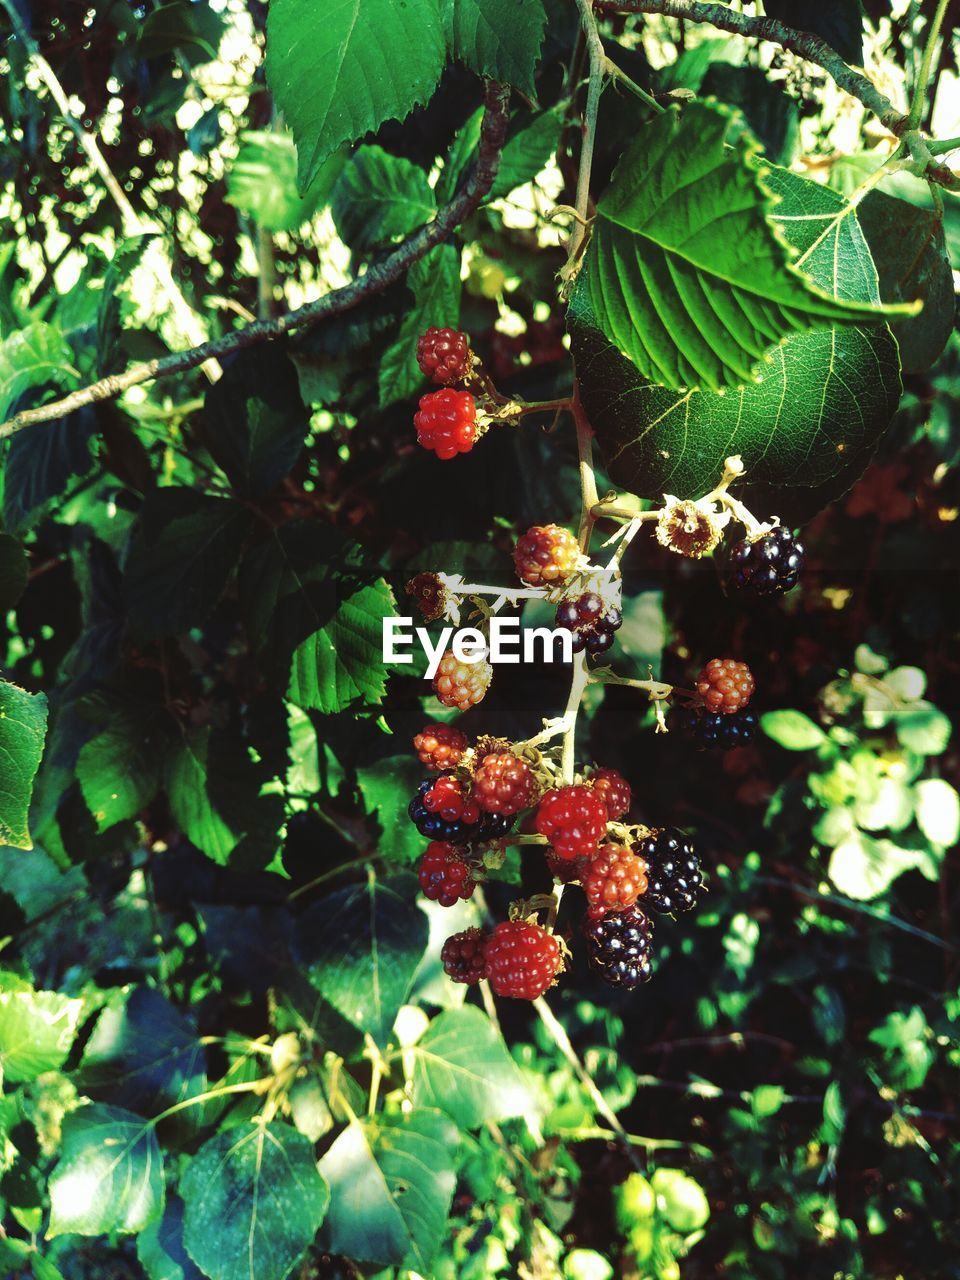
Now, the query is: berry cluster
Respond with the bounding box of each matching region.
[556,592,622,654]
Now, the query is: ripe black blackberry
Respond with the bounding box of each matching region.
[583,904,654,988]
[635,828,703,914]
[724,526,805,597]
[408,778,514,844]
[555,592,622,655]
[676,707,758,750]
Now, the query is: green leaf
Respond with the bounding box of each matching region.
[410,1005,532,1128]
[869,1007,933,1090]
[571,156,903,504]
[895,702,951,755]
[357,754,435,864]
[827,832,924,900]
[79,986,206,1121]
[763,0,863,65]
[225,132,346,232]
[47,1103,164,1237]
[0,323,76,420]
[442,0,546,98]
[379,244,462,406]
[201,346,310,497]
[3,408,96,534]
[580,102,904,394]
[0,986,82,1083]
[490,107,563,200]
[297,872,428,1048]
[240,523,396,714]
[76,702,172,831]
[124,489,253,638]
[761,709,825,751]
[266,0,446,191]
[913,778,960,848]
[822,1079,845,1143]
[0,681,48,849]
[332,146,436,254]
[138,1198,204,1280]
[180,1122,329,1280]
[854,777,914,833]
[751,1084,786,1118]
[319,1109,458,1270]
[138,0,224,61]
[0,533,27,610]
[856,191,953,373]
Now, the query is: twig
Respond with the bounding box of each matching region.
[603,0,959,189]
[0,80,512,439]
[567,0,607,269]
[909,0,951,129]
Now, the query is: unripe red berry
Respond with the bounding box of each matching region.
[433,651,493,710]
[695,658,755,715]
[588,767,632,819]
[485,919,561,999]
[535,785,608,860]
[413,723,469,770]
[416,327,472,385]
[418,841,475,907]
[513,524,579,587]
[582,844,649,918]
[441,927,489,983]
[414,389,477,460]
[473,752,537,815]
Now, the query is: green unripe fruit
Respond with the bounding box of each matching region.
[615,1172,656,1228]
[652,1169,710,1233]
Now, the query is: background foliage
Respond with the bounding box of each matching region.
[0,1,958,1278]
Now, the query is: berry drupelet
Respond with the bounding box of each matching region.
[724,526,805,597]
[555,592,622,655]
[441,928,489,983]
[635,828,703,915]
[535,785,609,860]
[416,327,472,385]
[485,920,561,999]
[696,658,755,715]
[414,389,477,459]
[418,842,476,907]
[513,524,579,587]
[583,905,655,988]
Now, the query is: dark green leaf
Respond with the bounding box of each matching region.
[379,245,462,406]
[297,872,429,1048]
[442,0,547,98]
[76,701,173,831]
[3,408,96,534]
[357,754,428,864]
[201,346,310,497]
[138,1198,205,1280]
[138,1,224,61]
[266,0,446,191]
[181,1122,329,1280]
[332,147,436,254]
[489,106,563,199]
[579,102,905,393]
[572,164,902,504]
[319,1109,458,1270]
[124,489,252,638]
[410,1005,532,1127]
[0,681,48,849]
[48,1103,164,1237]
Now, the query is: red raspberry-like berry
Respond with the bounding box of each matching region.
[441,927,489,983]
[414,389,477,460]
[414,723,469,771]
[587,767,632,820]
[535,785,608,860]
[418,841,476,907]
[473,752,537,815]
[513,524,579,587]
[582,844,649,918]
[433,651,493,711]
[416,327,472,385]
[485,920,561,999]
[695,658,756,715]
[423,774,481,824]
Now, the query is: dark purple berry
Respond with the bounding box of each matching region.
[583,904,654,988]
[724,527,805,598]
[635,828,703,915]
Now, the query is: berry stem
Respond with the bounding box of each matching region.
[572,382,599,554]
[561,651,590,783]
[515,397,574,416]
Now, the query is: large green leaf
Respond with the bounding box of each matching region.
[410,1005,531,1128]
[357,754,429,864]
[180,1122,329,1280]
[581,101,907,393]
[332,146,436,254]
[201,345,310,497]
[138,1198,204,1280]
[3,407,96,534]
[0,681,48,849]
[297,872,428,1048]
[379,244,462,406]
[240,523,395,714]
[76,701,172,831]
[319,1109,458,1270]
[827,832,926,900]
[442,0,546,98]
[266,0,446,191]
[571,163,903,504]
[47,1104,164,1237]
[124,489,253,638]
[0,985,82,1083]
[0,322,76,419]
[225,131,346,232]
